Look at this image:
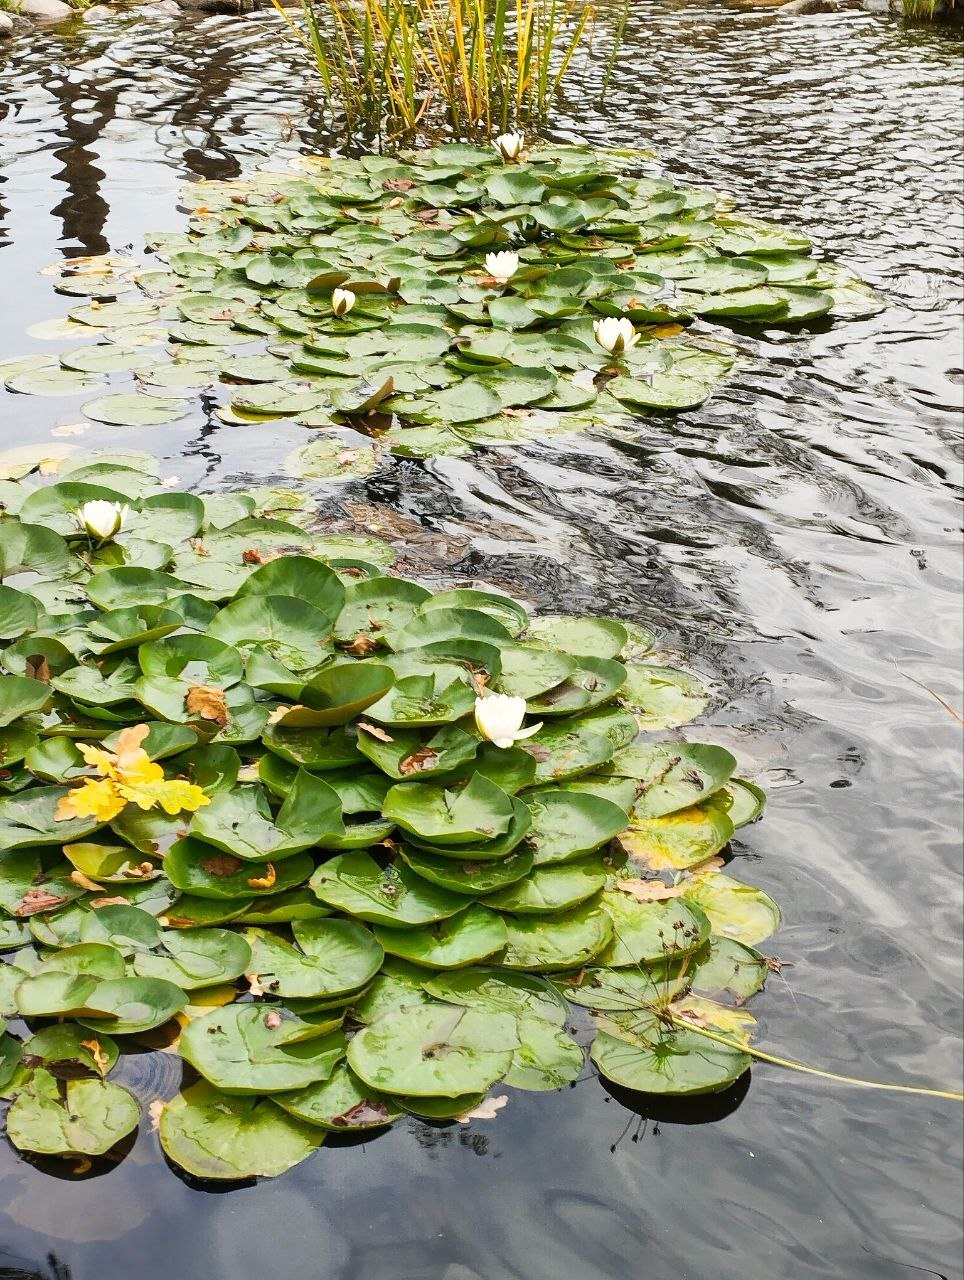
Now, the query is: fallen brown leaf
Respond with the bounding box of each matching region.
[399,747,440,775]
[147,1100,166,1132]
[358,721,394,743]
[69,869,105,893]
[246,973,266,997]
[89,895,128,907]
[79,1038,109,1078]
[343,632,380,657]
[185,684,229,728]
[24,655,51,683]
[15,888,71,917]
[200,853,242,878]
[331,1099,393,1127]
[458,1094,508,1124]
[614,877,687,902]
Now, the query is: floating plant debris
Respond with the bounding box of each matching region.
[3,145,883,462]
[0,456,780,1181]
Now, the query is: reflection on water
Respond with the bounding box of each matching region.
[0,5,962,1279]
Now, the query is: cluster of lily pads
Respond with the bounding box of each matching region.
[1,142,882,467]
[0,454,781,1181]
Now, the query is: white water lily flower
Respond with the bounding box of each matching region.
[76,500,130,543]
[474,693,543,750]
[331,287,356,317]
[592,316,640,356]
[484,251,519,284]
[494,132,525,163]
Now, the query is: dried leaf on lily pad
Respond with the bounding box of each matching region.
[186,685,230,727]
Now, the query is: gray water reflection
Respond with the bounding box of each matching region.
[0,6,961,1279]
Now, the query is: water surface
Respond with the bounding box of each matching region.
[0,6,962,1278]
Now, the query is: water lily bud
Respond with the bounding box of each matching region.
[494,132,525,163]
[474,693,543,750]
[593,316,640,356]
[332,287,356,317]
[76,500,130,544]
[484,251,520,284]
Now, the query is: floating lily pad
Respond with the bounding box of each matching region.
[619,664,710,728]
[591,1012,750,1095]
[310,852,468,927]
[483,858,606,914]
[525,788,629,864]
[348,1004,517,1097]
[373,905,508,969]
[681,870,781,945]
[159,1080,325,1179]
[500,903,613,971]
[7,1071,139,1157]
[606,743,736,817]
[245,919,383,999]
[180,1004,347,1094]
[81,394,189,427]
[276,1064,403,1131]
[598,890,710,967]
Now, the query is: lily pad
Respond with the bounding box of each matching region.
[348,1003,517,1098]
[159,1081,325,1179]
[7,1071,139,1157]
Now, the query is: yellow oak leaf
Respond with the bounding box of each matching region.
[55,778,127,823]
[77,742,119,777]
[117,777,210,815]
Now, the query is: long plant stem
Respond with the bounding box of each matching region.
[668,1015,964,1102]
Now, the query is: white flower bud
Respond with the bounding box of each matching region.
[332,287,356,318]
[494,132,525,163]
[77,500,130,544]
[474,693,543,750]
[593,316,641,356]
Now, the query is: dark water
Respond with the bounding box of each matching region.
[0,5,962,1278]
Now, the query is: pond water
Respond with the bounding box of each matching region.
[0,4,962,1278]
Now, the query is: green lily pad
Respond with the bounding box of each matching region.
[244,919,383,999]
[681,870,781,945]
[180,1004,347,1094]
[505,1015,583,1091]
[483,858,606,914]
[383,774,515,846]
[598,890,710,967]
[82,394,188,427]
[164,837,314,899]
[591,1012,749,1095]
[619,803,734,870]
[526,615,628,659]
[189,774,344,860]
[159,1080,325,1179]
[619,664,710,728]
[525,788,629,865]
[400,844,534,895]
[275,1064,404,1131]
[500,902,613,971]
[373,905,508,969]
[309,852,468,927]
[347,1003,517,1097]
[606,742,736,817]
[7,1071,139,1157]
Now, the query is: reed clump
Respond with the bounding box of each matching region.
[267,0,608,139]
